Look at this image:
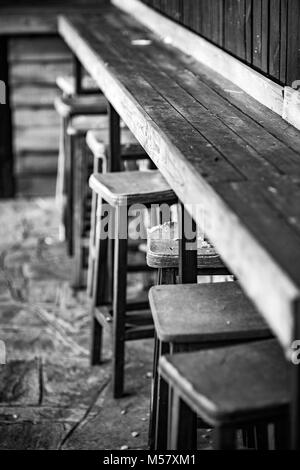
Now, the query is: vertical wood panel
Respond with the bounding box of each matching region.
[252,0,262,69]
[269,0,281,79]
[139,0,300,86]
[286,0,300,85]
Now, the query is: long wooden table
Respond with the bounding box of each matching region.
[59,5,300,355]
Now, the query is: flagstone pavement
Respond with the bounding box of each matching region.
[0,198,212,450]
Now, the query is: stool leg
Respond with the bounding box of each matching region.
[255,423,269,449]
[157,268,177,285]
[90,197,109,365]
[154,340,170,450]
[66,131,74,257]
[112,206,128,398]
[169,391,197,450]
[213,426,236,450]
[73,135,86,288]
[87,157,104,298]
[56,115,67,241]
[274,415,290,450]
[148,333,160,449]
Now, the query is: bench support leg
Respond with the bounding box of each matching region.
[112,206,128,398]
[169,391,197,450]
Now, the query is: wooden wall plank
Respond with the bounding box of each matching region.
[286,0,300,85]
[269,0,281,80]
[137,0,300,86]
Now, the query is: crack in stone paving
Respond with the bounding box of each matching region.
[58,378,111,449]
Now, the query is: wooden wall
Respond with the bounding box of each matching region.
[9,37,73,197]
[141,0,300,86]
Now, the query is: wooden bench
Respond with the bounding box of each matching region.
[59,3,300,447]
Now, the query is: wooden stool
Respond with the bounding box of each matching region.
[159,338,289,450]
[89,170,177,398]
[86,129,149,297]
[147,221,231,284]
[69,117,149,288]
[66,115,108,287]
[54,93,107,246]
[148,282,272,450]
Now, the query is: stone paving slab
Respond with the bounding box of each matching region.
[0,198,154,450]
[0,359,41,406]
[0,422,71,450]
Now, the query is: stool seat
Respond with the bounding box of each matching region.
[86,129,146,160]
[159,339,289,426]
[89,170,177,206]
[149,283,271,343]
[147,222,225,269]
[54,94,107,118]
[67,115,108,136]
[56,75,98,95]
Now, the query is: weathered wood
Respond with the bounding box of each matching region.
[112,0,283,114]
[59,9,300,353]
[0,3,109,35]
[149,283,270,344]
[159,339,289,426]
[283,87,300,130]
[89,170,176,207]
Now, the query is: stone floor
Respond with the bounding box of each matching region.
[0,198,155,450]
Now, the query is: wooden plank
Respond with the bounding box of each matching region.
[252,0,262,69]
[13,108,59,128]
[269,0,281,80]
[245,0,252,63]
[15,154,58,176]
[261,0,269,74]
[9,37,71,62]
[11,85,58,108]
[282,86,300,130]
[59,10,300,353]
[112,0,283,114]
[14,126,59,154]
[286,0,300,85]
[280,0,288,84]
[109,10,300,177]
[10,62,72,86]
[0,4,109,35]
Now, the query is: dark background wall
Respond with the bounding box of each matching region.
[141,0,300,86]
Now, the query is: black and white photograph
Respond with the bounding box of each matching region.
[0,0,299,455]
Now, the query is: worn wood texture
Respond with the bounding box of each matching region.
[138,0,300,86]
[59,8,300,351]
[159,339,289,426]
[114,0,283,114]
[89,170,176,207]
[149,282,271,343]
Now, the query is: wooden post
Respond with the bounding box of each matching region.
[107,103,121,172]
[0,36,14,198]
[178,202,197,284]
[74,55,83,94]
